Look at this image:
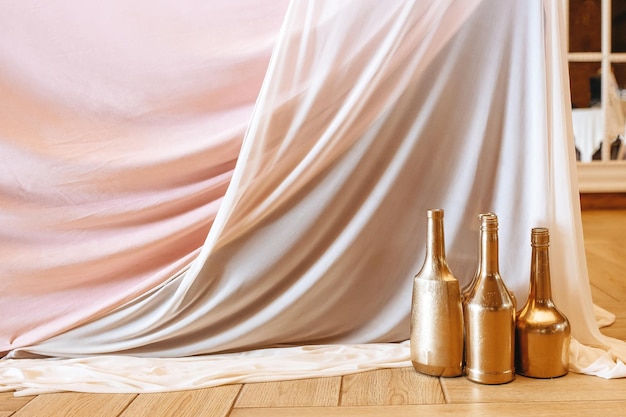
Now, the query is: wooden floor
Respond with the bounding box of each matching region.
[2,209,626,417]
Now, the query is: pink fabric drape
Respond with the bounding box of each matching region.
[0,0,289,352]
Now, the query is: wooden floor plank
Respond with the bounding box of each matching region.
[582,210,626,303]
[0,392,34,412]
[229,401,626,417]
[340,367,445,406]
[118,385,240,417]
[583,210,626,338]
[585,245,626,302]
[235,377,341,408]
[12,393,136,417]
[441,372,626,404]
[590,282,616,304]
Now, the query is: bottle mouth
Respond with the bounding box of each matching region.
[427,208,444,218]
[531,227,550,246]
[479,212,498,230]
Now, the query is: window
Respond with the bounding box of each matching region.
[569,0,626,161]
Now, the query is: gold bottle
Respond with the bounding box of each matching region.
[515,227,571,378]
[464,213,515,384]
[410,209,464,377]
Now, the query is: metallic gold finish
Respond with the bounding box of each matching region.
[515,228,571,378]
[410,209,464,377]
[464,213,515,384]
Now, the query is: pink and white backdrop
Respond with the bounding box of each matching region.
[1,0,625,395]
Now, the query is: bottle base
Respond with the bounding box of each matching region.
[517,369,568,379]
[465,368,515,385]
[412,361,463,378]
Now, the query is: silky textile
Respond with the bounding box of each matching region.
[1,0,626,395]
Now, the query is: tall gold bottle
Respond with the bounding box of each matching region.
[410,209,464,377]
[464,213,515,384]
[515,227,571,378]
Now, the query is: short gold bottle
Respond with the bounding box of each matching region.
[410,209,464,377]
[464,213,515,384]
[515,227,571,378]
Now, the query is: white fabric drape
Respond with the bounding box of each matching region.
[2,0,626,395]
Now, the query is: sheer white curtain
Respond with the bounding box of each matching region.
[2,0,626,395]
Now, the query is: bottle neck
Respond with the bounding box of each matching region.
[530,241,552,303]
[479,227,499,275]
[425,216,446,261]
